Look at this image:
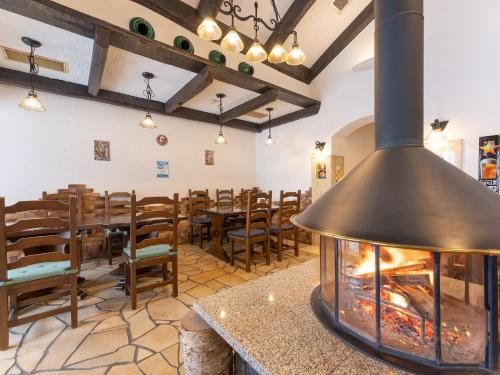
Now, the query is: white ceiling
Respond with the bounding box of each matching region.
[239,100,302,123]
[101,47,198,101]
[0,10,93,85]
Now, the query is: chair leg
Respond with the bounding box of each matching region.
[199,226,203,249]
[70,273,78,329]
[266,237,271,266]
[294,230,299,257]
[10,294,18,318]
[172,256,178,297]
[230,240,235,266]
[0,286,8,350]
[245,239,251,273]
[189,224,194,245]
[130,263,137,310]
[125,263,130,296]
[107,235,113,266]
[277,233,283,262]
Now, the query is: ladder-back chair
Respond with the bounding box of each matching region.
[124,194,179,310]
[0,197,79,350]
[228,191,272,272]
[104,191,134,265]
[270,190,301,261]
[188,189,211,249]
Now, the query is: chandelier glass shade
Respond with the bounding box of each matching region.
[19,37,46,112]
[140,112,156,129]
[19,91,45,112]
[197,0,306,66]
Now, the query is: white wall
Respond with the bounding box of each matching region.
[0,84,256,203]
[256,0,500,196]
[332,123,374,175]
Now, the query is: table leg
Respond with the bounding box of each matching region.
[205,213,229,261]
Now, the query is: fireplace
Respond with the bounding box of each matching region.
[311,237,499,373]
[292,0,500,372]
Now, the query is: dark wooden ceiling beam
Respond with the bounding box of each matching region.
[197,0,224,18]
[309,1,374,81]
[129,0,311,83]
[264,0,316,51]
[220,89,278,123]
[0,67,260,132]
[260,103,320,130]
[88,25,110,96]
[164,66,213,113]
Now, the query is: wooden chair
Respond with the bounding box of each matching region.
[124,194,178,310]
[104,191,134,265]
[188,189,211,249]
[270,190,301,261]
[216,189,234,209]
[0,197,79,350]
[228,191,272,272]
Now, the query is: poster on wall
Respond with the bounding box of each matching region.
[94,140,110,161]
[205,150,214,166]
[478,135,500,192]
[316,161,327,180]
[332,155,344,182]
[156,161,169,178]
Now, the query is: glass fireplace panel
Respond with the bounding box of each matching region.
[440,253,486,364]
[379,247,435,359]
[338,240,376,341]
[320,236,335,315]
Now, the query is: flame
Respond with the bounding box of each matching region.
[385,290,408,309]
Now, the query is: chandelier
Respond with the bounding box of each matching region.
[140,72,156,129]
[215,93,228,144]
[19,37,46,112]
[197,0,306,65]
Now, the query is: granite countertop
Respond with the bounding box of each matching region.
[193,259,409,375]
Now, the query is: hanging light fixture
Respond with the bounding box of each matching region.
[215,93,228,144]
[196,0,306,66]
[140,72,156,129]
[19,37,45,112]
[286,32,306,66]
[220,8,244,53]
[313,141,326,159]
[197,17,222,41]
[424,119,449,150]
[264,107,275,146]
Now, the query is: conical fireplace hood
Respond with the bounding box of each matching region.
[292,0,500,253]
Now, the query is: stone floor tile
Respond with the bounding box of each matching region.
[189,269,226,283]
[176,293,197,306]
[198,261,219,271]
[17,317,66,373]
[36,367,108,375]
[67,328,128,365]
[128,308,156,340]
[161,343,179,367]
[69,345,135,369]
[93,314,127,333]
[233,267,261,281]
[0,332,22,361]
[38,322,97,370]
[59,305,101,325]
[82,311,118,322]
[139,353,178,375]
[203,279,225,291]
[148,297,190,321]
[186,285,216,299]
[215,273,247,287]
[0,359,15,375]
[178,280,199,293]
[132,325,178,352]
[108,362,143,375]
[137,347,154,361]
[6,364,21,375]
[97,297,127,312]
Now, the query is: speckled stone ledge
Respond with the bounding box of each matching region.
[193,259,409,375]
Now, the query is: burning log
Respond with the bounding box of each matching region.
[393,284,434,322]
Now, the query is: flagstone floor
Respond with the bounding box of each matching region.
[1,244,318,375]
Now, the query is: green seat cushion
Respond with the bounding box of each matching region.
[1,260,75,286]
[123,244,174,262]
[106,228,128,236]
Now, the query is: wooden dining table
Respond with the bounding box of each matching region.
[197,206,279,261]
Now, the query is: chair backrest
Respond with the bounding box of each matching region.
[245,191,272,235]
[216,189,234,209]
[277,190,301,227]
[128,194,179,259]
[188,189,209,218]
[0,197,78,283]
[105,190,135,222]
[239,188,254,209]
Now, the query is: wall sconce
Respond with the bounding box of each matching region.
[313,141,326,159]
[425,119,449,150]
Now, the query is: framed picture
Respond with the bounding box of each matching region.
[479,135,499,192]
[205,150,214,165]
[332,155,344,182]
[156,160,169,178]
[156,134,168,146]
[94,140,110,161]
[316,161,327,180]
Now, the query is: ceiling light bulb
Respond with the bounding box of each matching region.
[246,41,267,63]
[286,44,306,66]
[265,135,275,146]
[268,43,287,64]
[221,28,244,53]
[197,17,222,41]
[140,113,156,129]
[215,131,228,144]
[19,91,46,112]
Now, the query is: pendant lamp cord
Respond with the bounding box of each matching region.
[143,76,155,113]
[218,95,224,133]
[28,43,39,94]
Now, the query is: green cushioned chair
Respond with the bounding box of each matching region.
[123,244,174,262]
[0,261,75,286]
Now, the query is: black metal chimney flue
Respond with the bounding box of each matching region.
[375,0,424,149]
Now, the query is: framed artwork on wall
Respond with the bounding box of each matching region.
[205,150,214,165]
[94,140,110,161]
[316,161,327,179]
[156,134,168,146]
[332,155,345,182]
[156,160,169,178]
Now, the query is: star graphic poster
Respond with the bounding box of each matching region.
[479,135,500,192]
